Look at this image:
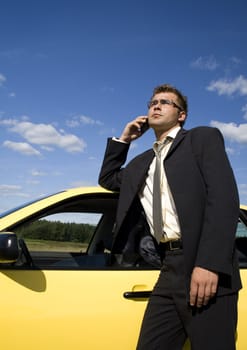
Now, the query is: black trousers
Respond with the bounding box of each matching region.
[136,250,238,350]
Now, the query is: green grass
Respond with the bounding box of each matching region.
[25,238,88,252]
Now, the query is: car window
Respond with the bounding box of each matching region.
[16,212,102,254]
[4,195,118,270]
[236,210,247,268]
[16,211,101,252]
[14,211,110,269]
[236,219,247,238]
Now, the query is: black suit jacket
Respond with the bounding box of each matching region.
[99,127,242,295]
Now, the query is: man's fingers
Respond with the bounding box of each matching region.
[190,267,219,308]
[120,116,148,142]
[189,280,198,307]
[190,282,205,308]
[196,284,206,307]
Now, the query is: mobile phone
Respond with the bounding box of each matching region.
[141,118,149,133]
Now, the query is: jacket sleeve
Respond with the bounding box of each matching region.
[192,127,239,275]
[98,138,130,191]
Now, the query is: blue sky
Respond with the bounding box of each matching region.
[0,0,247,213]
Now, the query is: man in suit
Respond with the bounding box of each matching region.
[98,84,241,349]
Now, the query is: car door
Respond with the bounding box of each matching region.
[0,192,160,350]
[1,269,159,349]
[236,207,247,349]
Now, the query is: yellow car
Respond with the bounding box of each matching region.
[0,187,246,350]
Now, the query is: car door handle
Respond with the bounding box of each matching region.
[123,291,152,299]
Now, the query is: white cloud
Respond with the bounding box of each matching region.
[130,142,138,150]
[230,57,242,65]
[40,145,54,152]
[66,115,103,127]
[66,119,80,128]
[101,85,115,94]
[80,116,95,125]
[207,75,247,96]
[3,140,41,156]
[31,169,47,177]
[0,118,18,126]
[239,184,247,192]
[70,180,96,187]
[210,120,247,144]
[0,184,21,192]
[191,55,219,71]
[225,147,235,155]
[242,104,247,120]
[2,119,86,153]
[0,73,6,86]
[26,179,40,185]
[0,184,29,198]
[239,184,247,203]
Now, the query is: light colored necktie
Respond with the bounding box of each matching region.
[153,138,171,242]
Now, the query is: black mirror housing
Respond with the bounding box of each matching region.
[0,232,19,263]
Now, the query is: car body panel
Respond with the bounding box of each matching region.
[0,187,246,349]
[1,270,158,349]
[237,275,247,349]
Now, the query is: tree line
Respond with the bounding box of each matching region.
[16,219,96,243]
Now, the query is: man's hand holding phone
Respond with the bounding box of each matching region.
[140,117,149,134]
[120,116,149,143]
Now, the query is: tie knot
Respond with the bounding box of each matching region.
[153,136,172,156]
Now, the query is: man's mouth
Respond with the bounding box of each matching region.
[152,113,161,117]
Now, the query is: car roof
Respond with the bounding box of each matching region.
[0,186,115,231]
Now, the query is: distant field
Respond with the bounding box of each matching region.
[26,239,88,252]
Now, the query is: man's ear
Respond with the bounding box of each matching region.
[178,111,186,123]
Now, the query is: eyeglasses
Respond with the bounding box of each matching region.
[147,99,183,111]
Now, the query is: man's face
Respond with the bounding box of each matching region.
[147,92,186,132]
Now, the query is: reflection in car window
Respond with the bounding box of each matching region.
[236,215,247,268]
[14,212,105,269]
[16,212,101,253]
[0,194,119,270]
[236,219,247,238]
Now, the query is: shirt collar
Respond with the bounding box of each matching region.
[154,126,181,147]
[164,126,181,141]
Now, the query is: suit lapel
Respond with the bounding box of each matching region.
[116,149,154,230]
[128,149,154,194]
[166,128,187,158]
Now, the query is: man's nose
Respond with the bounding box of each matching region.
[154,102,161,109]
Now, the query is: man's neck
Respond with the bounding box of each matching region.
[154,125,181,142]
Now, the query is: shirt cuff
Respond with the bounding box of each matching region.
[112,137,129,144]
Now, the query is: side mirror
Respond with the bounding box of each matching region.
[0,232,19,263]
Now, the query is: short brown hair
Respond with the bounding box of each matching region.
[151,84,188,114]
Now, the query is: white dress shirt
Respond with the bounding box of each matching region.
[139,127,181,242]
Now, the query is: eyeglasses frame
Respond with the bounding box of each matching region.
[147,99,183,112]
